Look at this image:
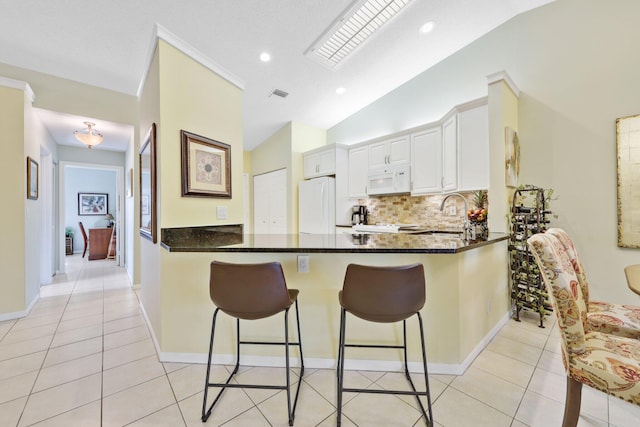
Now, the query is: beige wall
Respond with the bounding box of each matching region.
[0,85,26,314]
[158,41,243,229]
[139,44,163,341]
[139,39,244,349]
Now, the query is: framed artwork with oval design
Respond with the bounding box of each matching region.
[180,130,231,198]
[139,123,157,243]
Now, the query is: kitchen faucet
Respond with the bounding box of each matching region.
[439,192,471,240]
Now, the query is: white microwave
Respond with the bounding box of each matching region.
[367,164,411,195]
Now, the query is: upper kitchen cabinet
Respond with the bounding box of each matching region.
[303,145,346,179]
[410,126,442,194]
[368,135,410,169]
[457,101,489,191]
[348,145,368,198]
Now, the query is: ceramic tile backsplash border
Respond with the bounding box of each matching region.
[358,192,479,230]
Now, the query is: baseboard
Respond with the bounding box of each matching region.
[0,292,40,322]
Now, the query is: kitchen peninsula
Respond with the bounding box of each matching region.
[155,225,509,375]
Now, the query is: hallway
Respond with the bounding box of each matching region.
[1,255,639,426]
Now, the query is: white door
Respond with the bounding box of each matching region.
[253,169,287,234]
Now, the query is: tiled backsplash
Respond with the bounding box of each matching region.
[358,192,480,230]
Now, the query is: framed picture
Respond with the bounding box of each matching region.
[139,123,157,243]
[78,193,108,215]
[180,130,231,198]
[505,127,520,188]
[26,156,38,200]
[617,114,640,247]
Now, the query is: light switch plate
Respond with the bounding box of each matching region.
[216,206,228,220]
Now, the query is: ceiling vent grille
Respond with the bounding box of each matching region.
[304,0,415,69]
[269,88,289,98]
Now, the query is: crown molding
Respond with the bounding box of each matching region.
[486,70,520,98]
[137,23,245,98]
[0,76,35,102]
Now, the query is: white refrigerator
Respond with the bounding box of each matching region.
[299,177,336,234]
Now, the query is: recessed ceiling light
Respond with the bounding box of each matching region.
[419,21,435,34]
[259,52,271,62]
[336,87,347,95]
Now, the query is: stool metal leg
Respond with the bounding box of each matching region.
[202,305,305,425]
[335,311,433,427]
[336,308,347,427]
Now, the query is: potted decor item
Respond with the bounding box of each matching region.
[468,190,488,239]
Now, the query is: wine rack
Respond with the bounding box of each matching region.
[509,185,553,327]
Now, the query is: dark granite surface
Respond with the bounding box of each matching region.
[161,225,508,254]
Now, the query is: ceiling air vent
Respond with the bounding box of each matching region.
[269,88,289,98]
[304,0,415,70]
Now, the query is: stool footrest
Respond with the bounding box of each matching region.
[343,387,429,396]
[240,340,302,346]
[344,343,404,349]
[207,382,287,391]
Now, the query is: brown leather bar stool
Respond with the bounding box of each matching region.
[202,261,304,426]
[336,263,433,427]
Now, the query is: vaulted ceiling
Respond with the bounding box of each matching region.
[0,0,554,151]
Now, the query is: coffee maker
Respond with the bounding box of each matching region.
[351,205,368,225]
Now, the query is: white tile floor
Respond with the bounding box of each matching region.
[1,255,640,426]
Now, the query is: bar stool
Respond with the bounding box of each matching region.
[201,261,305,426]
[336,263,433,427]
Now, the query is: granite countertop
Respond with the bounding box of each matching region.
[160,225,509,254]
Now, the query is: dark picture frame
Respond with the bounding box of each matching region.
[139,123,157,243]
[26,156,38,200]
[180,130,231,198]
[78,193,108,215]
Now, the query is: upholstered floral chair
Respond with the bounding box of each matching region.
[546,228,640,339]
[527,233,640,427]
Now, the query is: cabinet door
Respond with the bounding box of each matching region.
[317,149,335,176]
[411,127,442,194]
[388,136,410,164]
[303,153,319,179]
[368,141,387,169]
[442,114,458,191]
[348,146,369,198]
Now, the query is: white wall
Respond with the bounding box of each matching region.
[64,167,117,253]
[328,0,640,305]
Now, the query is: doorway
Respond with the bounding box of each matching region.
[58,162,124,274]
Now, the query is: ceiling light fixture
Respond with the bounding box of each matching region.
[259,52,271,62]
[74,121,104,149]
[305,0,416,69]
[419,21,435,34]
[336,87,347,95]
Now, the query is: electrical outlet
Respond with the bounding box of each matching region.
[216,206,228,220]
[449,206,456,216]
[487,299,492,314]
[297,255,309,273]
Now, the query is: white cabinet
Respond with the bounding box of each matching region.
[410,127,442,194]
[441,113,458,192]
[348,145,368,198]
[457,103,489,191]
[368,136,410,169]
[253,169,287,234]
[303,147,336,179]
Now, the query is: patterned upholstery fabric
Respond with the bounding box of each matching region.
[528,233,640,405]
[546,228,640,340]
